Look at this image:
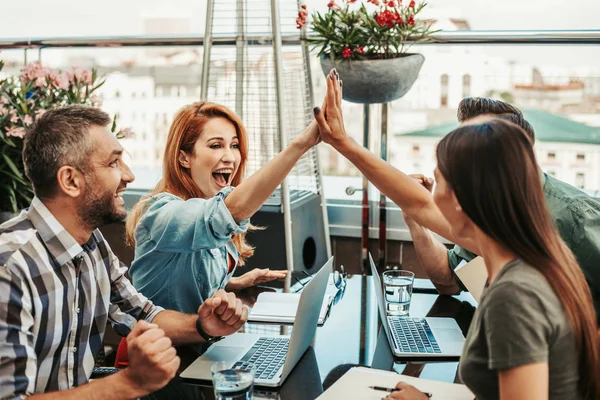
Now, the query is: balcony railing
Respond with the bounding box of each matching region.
[2,30,600,50]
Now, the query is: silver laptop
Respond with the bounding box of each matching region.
[369,254,465,358]
[180,257,333,387]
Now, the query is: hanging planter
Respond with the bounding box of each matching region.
[320,53,425,104]
[297,0,436,104]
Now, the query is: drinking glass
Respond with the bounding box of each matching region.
[383,270,415,315]
[211,361,254,400]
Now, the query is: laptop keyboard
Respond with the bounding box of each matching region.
[389,318,441,354]
[232,337,289,380]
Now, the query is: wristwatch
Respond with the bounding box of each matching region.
[195,318,224,344]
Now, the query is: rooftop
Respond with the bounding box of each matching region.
[396,109,600,145]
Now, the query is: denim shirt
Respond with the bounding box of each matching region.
[129,187,249,314]
[448,172,600,323]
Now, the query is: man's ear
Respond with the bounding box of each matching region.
[56,166,85,198]
[178,150,191,169]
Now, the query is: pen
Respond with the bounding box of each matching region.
[369,386,432,398]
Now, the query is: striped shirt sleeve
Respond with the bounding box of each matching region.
[0,264,37,399]
[105,250,164,337]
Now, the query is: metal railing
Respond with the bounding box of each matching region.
[1,30,600,50]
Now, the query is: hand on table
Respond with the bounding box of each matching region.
[226,268,288,291]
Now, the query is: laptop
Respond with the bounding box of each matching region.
[180,257,334,387]
[369,254,465,358]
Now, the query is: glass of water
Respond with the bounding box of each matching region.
[211,361,254,400]
[383,270,415,316]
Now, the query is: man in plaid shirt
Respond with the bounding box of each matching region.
[0,105,248,400]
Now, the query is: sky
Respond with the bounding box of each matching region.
[1,0,600,37]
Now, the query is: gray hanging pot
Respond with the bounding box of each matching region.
[320,54,425,104]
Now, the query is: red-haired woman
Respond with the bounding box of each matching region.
[126,101,320,315]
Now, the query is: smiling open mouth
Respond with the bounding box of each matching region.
[212,171,232,186]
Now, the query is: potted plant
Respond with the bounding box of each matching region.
[297,0,435,104]
[0,60,133,220]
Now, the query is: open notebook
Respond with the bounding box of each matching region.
[248,292,332,325]
[317,367,473,400]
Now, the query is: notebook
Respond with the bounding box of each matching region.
[454,256,488,303]
[248,292,332,325]
[317,367,473,400]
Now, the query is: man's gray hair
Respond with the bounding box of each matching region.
[23,105,111,200]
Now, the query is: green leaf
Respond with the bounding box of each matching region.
[1,152,23,178]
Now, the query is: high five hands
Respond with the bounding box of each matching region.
[313,69,347,148]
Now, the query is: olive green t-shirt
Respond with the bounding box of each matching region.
[459,259,584,400]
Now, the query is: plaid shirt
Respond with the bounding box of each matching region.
[0,198,164,399]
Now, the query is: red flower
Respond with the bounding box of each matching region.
[387,0,395,6]
[349,0,357,2]
[357,46,365,54]
[409,0,415,7]
[408,14,415,25]
[376,9,399,28]
[342,46,353,58]
[296,7,308,29]
[327,1,336,8]
[301,4,307,9]
[368,0,380,5]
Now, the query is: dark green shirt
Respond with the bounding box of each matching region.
[449,173,600,324]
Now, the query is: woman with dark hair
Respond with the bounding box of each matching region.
[314,76,600,399]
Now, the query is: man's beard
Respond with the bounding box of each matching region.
[78,175,126,229]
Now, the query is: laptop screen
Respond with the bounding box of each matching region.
[368,254,395,345]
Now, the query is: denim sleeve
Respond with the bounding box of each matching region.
[447,245,477,292]
[140,187,249,253]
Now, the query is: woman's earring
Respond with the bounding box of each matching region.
[455,205,462,213]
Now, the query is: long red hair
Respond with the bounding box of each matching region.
[126,101,255,264]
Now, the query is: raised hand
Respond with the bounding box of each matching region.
[403,174,434,225]
[292,119,322,151]
[313,68,347,147]
[122,320,180,395]
[226,268,288,291]
[197,289,248,337]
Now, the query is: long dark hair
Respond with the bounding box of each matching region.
[436,118,600,399]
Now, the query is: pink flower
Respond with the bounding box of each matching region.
[55,73,69,90]
[34,76,46,88]
[67,67,93,86]
[0,107,8,116]
[22,115,33,126]
[5,127,26,138]
[89,94,103,107]
[9,112,18,124]
[35,109,46,118]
